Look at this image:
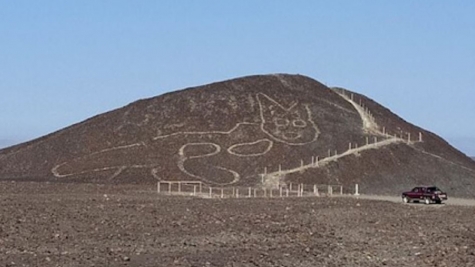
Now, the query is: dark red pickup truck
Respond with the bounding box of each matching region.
[402,186,448,204]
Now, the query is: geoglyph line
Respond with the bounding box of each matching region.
[262,89,414,181]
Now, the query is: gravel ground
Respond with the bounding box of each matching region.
[1,182,475,267]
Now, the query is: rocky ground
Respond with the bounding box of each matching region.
[1,182,475,267]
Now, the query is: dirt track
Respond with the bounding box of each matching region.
[1,182,475,267]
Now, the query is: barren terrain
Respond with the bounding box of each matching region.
[2,74,475,198]
[1,182,475,267]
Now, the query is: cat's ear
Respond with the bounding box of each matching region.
[257,93,285,121]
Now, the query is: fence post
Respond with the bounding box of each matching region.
[301,184,304,196]
[254,188,257,198]
[286,187,289,197]
[419,132,422,142]
[157,182,160,193]
[199,183,202,194]
[328,185,332,196]
[264,188,267,197]
[407,133,411,143]
[221,188,224,198]
[178,182,181,193]
[280,186,283,197]
[209,187,212,198]
[313,184,319,196]
[248,187,252,198]
[354,184,360,196]
[193,185,197,196]
[236,188,239,198]
[168,183,172,194]
[340,186,343,195]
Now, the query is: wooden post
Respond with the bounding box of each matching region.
[278,164,282,174]
[316,156,319,167]
[209,187,212,198]
[407,133,411,143]
[221,188,224,198]
[300,159,304,168]
[248,187,252,198]
[301,184,304,196]
[328,185,332,196]
[193,185,197,196]
[232,187,235,197]
[261,174,265,184]
[157,182,160,193]
[311,156,315,167]
[199,183,202,194]
[280,186,283,197]
[374,137,377,143]
[366,136,369,145]
[340,186,343,195]
[236,188,239,198]
[383,127,386,135]
[254,188,257,198]
[290,183,293,191]
[178,182,181,193]
[286,187,289,197]
[328,149,331,157]
[168,183,171,194]
[354,184,360,196]
[349,142,352,151]
[419,132,422,142]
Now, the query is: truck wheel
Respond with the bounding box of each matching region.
[435,200,442,204]
[424,198,431,205]
[403,196,409,203]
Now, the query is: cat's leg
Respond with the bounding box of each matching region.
[178,142,240,185]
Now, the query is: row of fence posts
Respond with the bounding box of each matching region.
[339,89,423,144]
[157,181,351,198]
[261,132,423,182]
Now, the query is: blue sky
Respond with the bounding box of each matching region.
[1,1,474,155]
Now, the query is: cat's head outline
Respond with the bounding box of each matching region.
[257,93,320,145]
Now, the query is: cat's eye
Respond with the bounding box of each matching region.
[292,120,307,128]
[274,118,289,127]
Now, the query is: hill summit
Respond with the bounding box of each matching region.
[1,74,475,197]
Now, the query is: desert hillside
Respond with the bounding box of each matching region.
[1,74,474,197]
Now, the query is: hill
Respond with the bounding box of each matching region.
[1,74,475,197]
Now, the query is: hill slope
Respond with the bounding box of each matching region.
[1,74,475,197]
